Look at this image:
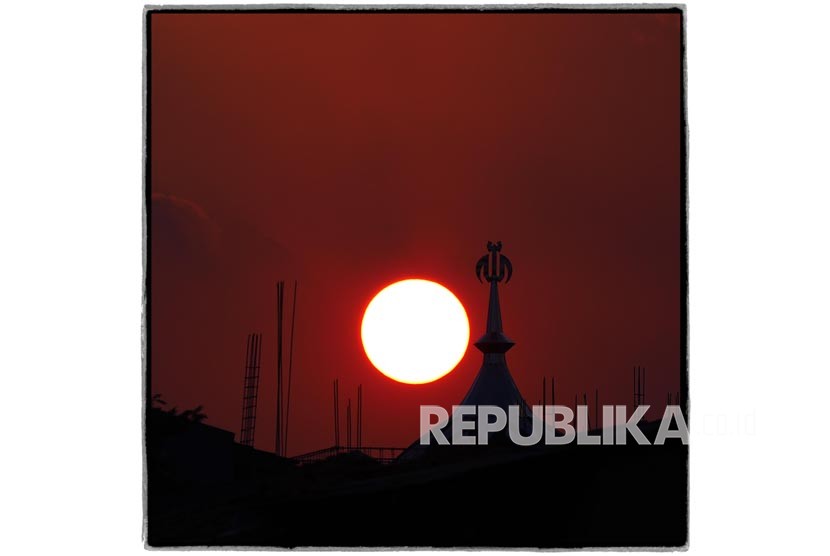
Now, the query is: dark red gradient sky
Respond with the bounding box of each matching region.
[149,11,683,456]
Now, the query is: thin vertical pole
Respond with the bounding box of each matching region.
[551,376,555,407]
[333,379,338,447]
[357,385,362,449]
[252,333,261,446]
[361,385,363,449]
[275,281,284,457]
[248,333,255,441]
[255,333,262,422]
[240,334,251,445]
[336,379,340,447]
[251,334,262,448]
[346,398,352,449]
[248,333,254,432]
[337,379,341,447]
[583,393,589,430]
[637,367,643,406]
[360,385,363,449]
[283,281,298,457]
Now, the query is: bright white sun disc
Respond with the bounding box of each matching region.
[361,279,470,384]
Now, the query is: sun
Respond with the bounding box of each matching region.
[361,279,470,384]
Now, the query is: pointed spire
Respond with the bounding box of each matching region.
[486,280,504,333]
[474,241,515,354]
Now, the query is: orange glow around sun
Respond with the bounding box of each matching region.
[361,279,470,384]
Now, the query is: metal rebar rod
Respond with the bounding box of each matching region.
[275,282,283,456]
[551,376,555,407]
[248,333,258,446]
[583,393,589,430]
[240,334,251,445]
[346,398,352,450]
[333,380,337,447]
[283,281,298,457]
[333,379,339,447]
[253,333,262,442]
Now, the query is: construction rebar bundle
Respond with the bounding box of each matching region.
[239,333,262,448]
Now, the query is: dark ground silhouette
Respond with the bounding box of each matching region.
[147,407,687,548]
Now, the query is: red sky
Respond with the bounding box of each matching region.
[149,11,684,456]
